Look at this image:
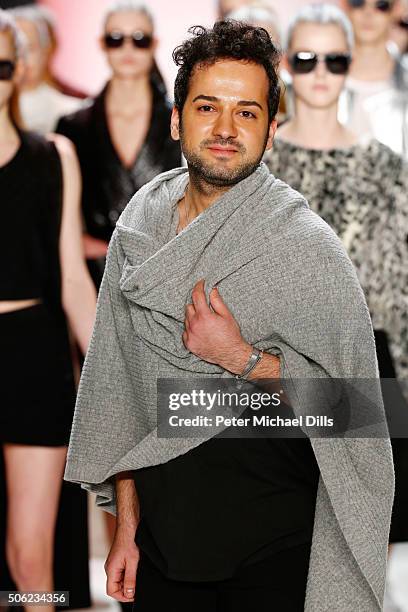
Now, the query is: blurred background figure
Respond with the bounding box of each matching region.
[225,2,291,123]
[390,0,408,53]
[217,0,282,20]
[263,5,408,609]
[218,0,255,19]
[57,0,181,289]
[29,4,88,98]
[8,4,84,133]
[57,5,181,606]
[226,2,281,42]
[265,1,408,397]
[339,0,408,158]
[0,7,96,608]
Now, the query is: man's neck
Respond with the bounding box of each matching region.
[349,40,394,82]
[186,171,232,217]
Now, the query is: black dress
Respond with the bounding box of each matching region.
[0,131,91,608]
[57,76,182,287]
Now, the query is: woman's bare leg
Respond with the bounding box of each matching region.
[3,444,67,612]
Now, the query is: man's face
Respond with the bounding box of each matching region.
[171,59,277,188]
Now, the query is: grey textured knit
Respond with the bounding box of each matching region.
[65,162,394,611]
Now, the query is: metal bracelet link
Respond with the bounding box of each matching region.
[236,347,263,380]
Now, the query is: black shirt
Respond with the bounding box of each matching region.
[133,436,319,581]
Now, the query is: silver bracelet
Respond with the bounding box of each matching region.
[236,347,263,380]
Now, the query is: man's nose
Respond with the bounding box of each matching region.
[212,110,238,140]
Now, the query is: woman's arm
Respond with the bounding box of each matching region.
[50,133,97,355]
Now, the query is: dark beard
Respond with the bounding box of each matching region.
[185,151,261,188]
[179,127,269,189]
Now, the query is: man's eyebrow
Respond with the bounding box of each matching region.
[192,94,263,110]
[237,100,263,111]
[192,95,219,103]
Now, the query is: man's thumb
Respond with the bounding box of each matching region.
[123,558,137,599]
[209,287,230,316]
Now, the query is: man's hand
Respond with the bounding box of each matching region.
[183,279,252,374]
[104,526,139,603]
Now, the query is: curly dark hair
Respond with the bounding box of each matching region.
[172,20,281,123]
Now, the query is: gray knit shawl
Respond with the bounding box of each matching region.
[65,163,394,611]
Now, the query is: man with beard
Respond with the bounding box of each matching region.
[64,20,394,612]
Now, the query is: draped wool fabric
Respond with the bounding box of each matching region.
[64,163,394,611]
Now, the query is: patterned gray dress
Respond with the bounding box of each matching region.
[264,138,408,387]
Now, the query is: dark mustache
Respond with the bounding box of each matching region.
[201,138,246,153]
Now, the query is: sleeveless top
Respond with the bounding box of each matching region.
[0,131,63,305]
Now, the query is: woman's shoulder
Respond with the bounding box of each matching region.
[265,137,325,166]
[363,139,406,170]
[12,132,63,203]
[266,135,404,174]
[55,92,100,138]
[18,130,60,164]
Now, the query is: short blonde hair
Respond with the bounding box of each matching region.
[286,3,354,51]
[103,1,154,32]
[0,8,26,58]
[226,4,282,43]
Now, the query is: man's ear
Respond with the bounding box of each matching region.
[265,119,278,151]
[170,106,181,141]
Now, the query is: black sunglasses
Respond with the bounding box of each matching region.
[0,60,15,81]
[289,52,352,75]
[104,30,153,50]
[347,0,393,12]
